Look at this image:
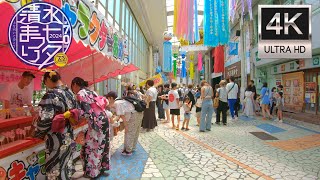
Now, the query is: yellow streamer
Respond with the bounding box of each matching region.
[173,0,178,35]
[190,62,194,79]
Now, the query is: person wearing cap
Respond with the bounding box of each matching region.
[106,91,140,156]
[2,71,35,115]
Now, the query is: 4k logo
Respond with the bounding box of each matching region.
[258,5,311,59]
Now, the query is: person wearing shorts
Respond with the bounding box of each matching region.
[168,83,181,130]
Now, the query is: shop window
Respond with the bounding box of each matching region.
[107,13,113,25]
[121,1,125,30]
[108,0,114,16]
[304,71,318,113]
[125,7,129,35]
[98,3,105,16]
[100,0,106,7]
[115,0,120,23]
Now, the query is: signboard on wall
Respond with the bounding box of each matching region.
[225,61,241,78]
[282,72,304,112]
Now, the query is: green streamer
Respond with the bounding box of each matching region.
[173,60,177,78]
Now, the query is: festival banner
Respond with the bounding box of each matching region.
[6,0,130,66]
[204,0,219,47]
[163,41,173,72]
[218,0,229,45]
[139,74,163,87]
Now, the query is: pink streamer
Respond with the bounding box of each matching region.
[198,53,202,71]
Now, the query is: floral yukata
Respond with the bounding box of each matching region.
[35,86,77,180]
[77,88,110,178]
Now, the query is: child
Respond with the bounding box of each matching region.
[276,92,284,122]
[194,87,202,126]
[182,97,192,130]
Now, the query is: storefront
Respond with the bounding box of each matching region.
[224,61,241,86]
[270,56,320,114]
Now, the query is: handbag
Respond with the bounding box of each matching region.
[213,97,219,108]
[213,89,220,108]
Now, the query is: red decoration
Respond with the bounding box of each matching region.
[214,46,225,73]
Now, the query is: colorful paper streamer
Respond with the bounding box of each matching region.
[173,60,177,78]
[163,41,172,72]
[181,60,186,78]
[194,0,199,43]
[214,46,225,73]
[198,52,202,71]
[190,62,194,79]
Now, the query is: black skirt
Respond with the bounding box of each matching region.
[142,101,157,129]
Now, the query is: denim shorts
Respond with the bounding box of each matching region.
[184,112,191,119]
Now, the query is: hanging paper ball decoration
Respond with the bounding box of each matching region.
[163,31,173,41]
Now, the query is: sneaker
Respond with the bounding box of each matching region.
[121,150,132,156]
[215,122,220,125]
[181,127,185,130]
[235,116,238,120]
[206,129,211,131]
[185,128,190,131]
[223,123,227,126]
[279,120,283,123]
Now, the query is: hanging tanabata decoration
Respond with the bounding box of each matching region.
[181,60,187,78]
[213,46,225,73]
[173,60,177,78]
[194,0,200,43]
[203,0,229,47]
[219,0,229,45]
[204,0,219,47]
[189,62,194,79]
[229,0,237,23]
[198,52,203,71]
[163,31,173,72]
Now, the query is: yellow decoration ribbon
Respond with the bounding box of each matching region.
[64,111,77,126]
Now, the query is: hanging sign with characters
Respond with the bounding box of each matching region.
[8,2,73,69]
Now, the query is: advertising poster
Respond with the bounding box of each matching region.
[305,82,316,92]
[282,72,304,112]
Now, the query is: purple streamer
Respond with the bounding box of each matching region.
[248,0,253,20]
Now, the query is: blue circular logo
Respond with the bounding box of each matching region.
[8,2,72,69]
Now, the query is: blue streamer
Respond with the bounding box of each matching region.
[181,60,186,78]
[204,0,219,47]
[163,41,172,72]
[194,0,199,42]
[219,0,229,45]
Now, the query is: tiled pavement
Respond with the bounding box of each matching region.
[75,110,320,180]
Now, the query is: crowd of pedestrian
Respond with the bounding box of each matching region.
[31,71,285,179]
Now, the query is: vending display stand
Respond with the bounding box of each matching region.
[0,115,88,179]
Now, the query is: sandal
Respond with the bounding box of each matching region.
[176,126,179,130]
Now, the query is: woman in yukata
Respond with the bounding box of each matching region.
[34,71,78,180]
[71,77,110,179]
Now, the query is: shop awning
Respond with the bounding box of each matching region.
[0,1,139,87]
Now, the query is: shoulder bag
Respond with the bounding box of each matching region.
[213,89,220,108]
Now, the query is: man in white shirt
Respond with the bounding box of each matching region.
[226,76,239,120]
[168,82,181,130]
[2,71,35,116]
[106,91,139,156]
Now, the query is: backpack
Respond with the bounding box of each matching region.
[122,96,146,112]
